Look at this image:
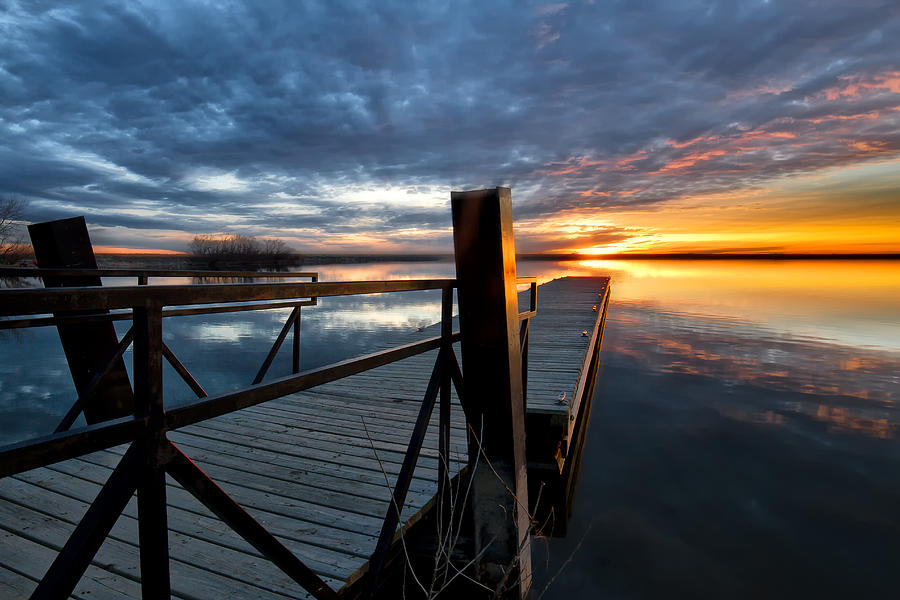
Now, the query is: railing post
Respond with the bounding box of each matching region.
[293,306,302,374]
[133,302,171,597]
[520,319,529,410]
[450,187,531,597]
[437,286,453,521]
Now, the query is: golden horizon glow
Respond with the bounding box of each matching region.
[93,246,187,255]
[555,159,900,256]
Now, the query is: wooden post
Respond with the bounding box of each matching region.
[437,287,453,525]
[451,187,531,597]
[133,303,171,597]
[292,306,301,374]
[27,216,135,423]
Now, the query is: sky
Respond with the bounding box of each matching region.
[1,0,899,255]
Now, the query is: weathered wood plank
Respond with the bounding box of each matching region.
[1,474,358,581]
[0,564,37,599]
[0,494,327,599]
[0,531,153,600]
[13,464,376,558]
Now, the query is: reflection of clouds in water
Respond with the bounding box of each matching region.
[606,300,900,438]
[522,259,900,351]
[312,262,456,282]
[0,325,76,444]
[3,259,899,449]
[308,301,443,331]
[189,321,260,343]
[0,368,75,446]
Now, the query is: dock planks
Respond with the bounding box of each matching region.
[0,276,608,598]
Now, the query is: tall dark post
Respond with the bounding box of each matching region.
[133,304,171,597]
[451,187,531,597]
[28,217,134,423]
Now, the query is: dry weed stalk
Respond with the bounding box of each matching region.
[361,416,583,599]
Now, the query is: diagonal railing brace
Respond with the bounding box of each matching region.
[161,440,338,600]
[366,347,446,597]
[253,307,299,384]
[162,341,208,398]
[30,442,142,600]
[54,327,135,433]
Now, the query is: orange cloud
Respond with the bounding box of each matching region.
[741,130,796,140]
[846,139,891,154]
[546,156,608,175]
[665,135,716,149]
[655,149,728,173]
[808,110,883,124]
[614,151,647,169]
[822,70,900,100]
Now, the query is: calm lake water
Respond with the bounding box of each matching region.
[2,259,899,598]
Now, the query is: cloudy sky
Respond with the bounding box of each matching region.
[2,0,899,254]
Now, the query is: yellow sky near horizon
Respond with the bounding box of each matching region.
[543,159,900,255]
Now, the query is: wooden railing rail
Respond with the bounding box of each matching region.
[517,276,538,320]
[516,277,537,408]
[0,266,319,281]
[0,299,319,330]
[0,279,453,315]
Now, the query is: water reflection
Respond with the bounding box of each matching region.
[526,259,900,599]
[610,300,899,439]
[0,278,451,444]
[2,258,900,597]
[549,259,900,351]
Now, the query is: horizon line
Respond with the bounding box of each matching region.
[90,250,900,260]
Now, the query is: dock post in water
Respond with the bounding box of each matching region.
[451,187,532,597]
[27,216,135,424]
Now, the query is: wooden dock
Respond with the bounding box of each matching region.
[0,276,608,599]
[0,188,611,599]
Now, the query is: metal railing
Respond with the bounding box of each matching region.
[0,270,538,599]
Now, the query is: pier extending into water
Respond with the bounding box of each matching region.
[0,188,610,599]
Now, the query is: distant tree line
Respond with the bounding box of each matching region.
[188,233,297,266]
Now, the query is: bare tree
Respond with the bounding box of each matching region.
[261,237,289,259]
[0,195,29,265]
[189,233,261,257]
[188,233,292,260]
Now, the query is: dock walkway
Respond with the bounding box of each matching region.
[0,276,608,599]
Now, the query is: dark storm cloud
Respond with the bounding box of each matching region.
[1,0,899,250]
